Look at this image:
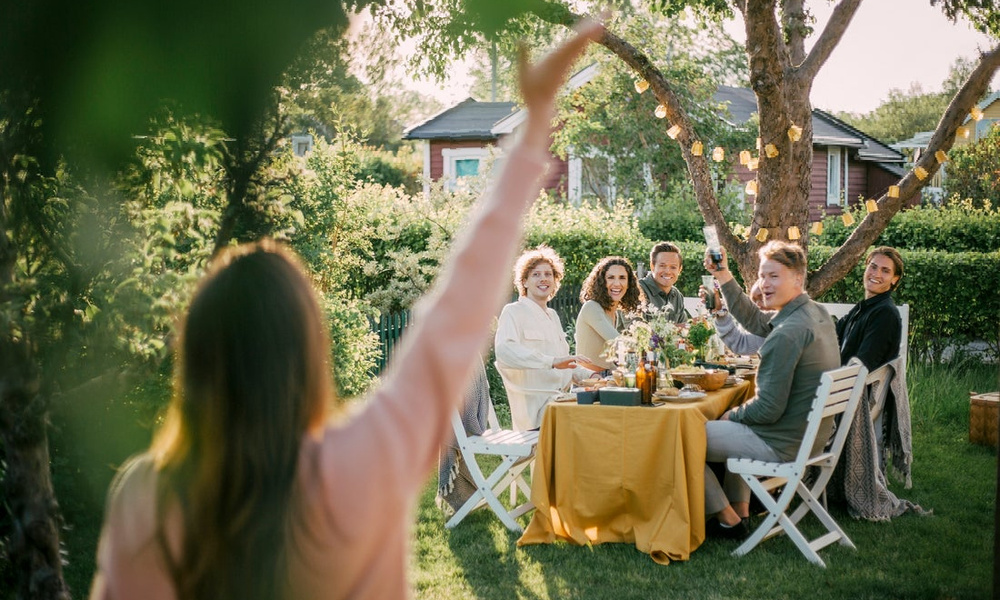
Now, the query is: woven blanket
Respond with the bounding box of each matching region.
[436,359,491,515]
[833,357,930,521]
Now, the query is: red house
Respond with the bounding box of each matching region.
[404,78,908,218]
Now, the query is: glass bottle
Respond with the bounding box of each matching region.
[646,351,658,395]
[636,355,651,405]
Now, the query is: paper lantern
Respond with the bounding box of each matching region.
[887,185,900,198]
[756,137,762,151]
[635,79,650,94]
[914,166,928,180]
[739,150,751,165]
[788,226,800,240]
[971,106,984,121]
[747,157,759,171]
[667,124,681,139]
[691,141,703,156]
[745,180,758,196]
[764,143,779,158]
[935,150,948,163]
[755,228,769,242]
[788,124,803,142]
[865,199,878,213]
[841,212,855,226]
[810,221,823,235]
[655,104,667,119]
[958,126,970,139]
[712,146,725,162]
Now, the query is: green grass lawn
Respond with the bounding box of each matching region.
[55,362,997,599]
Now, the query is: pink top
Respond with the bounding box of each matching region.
[91,145,549,600]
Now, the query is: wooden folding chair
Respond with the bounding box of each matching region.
[444,403,538,533]
[728,361,868,567]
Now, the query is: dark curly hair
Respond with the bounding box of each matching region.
[579,256,642,312]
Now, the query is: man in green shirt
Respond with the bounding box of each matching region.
[701,241,840,539]
[637,241,687,323]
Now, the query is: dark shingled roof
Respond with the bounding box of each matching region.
[713,85,903,164]
[403,98,518,141]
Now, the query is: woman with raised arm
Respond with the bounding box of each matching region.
[89,20,601,600]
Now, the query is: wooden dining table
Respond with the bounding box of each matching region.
[517,380,753,564]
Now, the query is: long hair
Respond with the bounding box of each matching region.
[150,240,334,600]
[579,255,642,312]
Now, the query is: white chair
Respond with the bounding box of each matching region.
[728,361,868,567]
[820,302,909,385]
[444,402,539,533]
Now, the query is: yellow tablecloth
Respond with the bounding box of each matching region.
[517,381,753,564]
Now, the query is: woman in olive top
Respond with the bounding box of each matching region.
[575,256,643,370]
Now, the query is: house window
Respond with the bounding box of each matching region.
[827,148,843,206]
[291,134,313,157]
[442,148,490,190]
[567,150,616,206]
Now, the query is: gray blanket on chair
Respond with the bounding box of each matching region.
[835,356,930,520]
[436,360,491,515]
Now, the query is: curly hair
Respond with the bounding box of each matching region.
[513,245,565,299]
[579,256,642,312]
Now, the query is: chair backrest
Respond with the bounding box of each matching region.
[793,362,868,468]
[819,302,909,375]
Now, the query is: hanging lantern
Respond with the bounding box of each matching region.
[971,106,984,121]
[764,143,779,158]
[914,166,928,180]
[655,104,667,119]
[787,124,803,142]
[865,199,879,213]
[635,79,650,94]
[747,157,759,171]
[810,221,823,235]
[745,180,758,196]
[935,150,948,163]
[755,228,769,242]
[739,150,751,165]
[712,146,725,162]
[958,126,970,139]
[841,212,855,226]
[667,124,681,139]
[887,185,900,198]
[788,226,801,240]
[756,137,762,151]
[691,141,703,156]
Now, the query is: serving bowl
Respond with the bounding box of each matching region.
[670,369,728,392]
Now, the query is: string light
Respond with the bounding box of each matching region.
[712,147,725,162]
[745,180,758,196]
[788,226,800,240]
[841,212,855,226]
[756,137,762,151]
[667,124,681,139]
[755,228,769,242]
[971,106,984,121]
[747,157,759,171]
[655,104,667,118]
[887,185,900,198]
[691,141,703,156]
[764,143,779,158]
[914,166,928,180]
[810,221,823,235]
[958,126,970,139]
[935,150,948,163]
[635,79,649,94]
[865,199,878,213]
[739,150,751,165]
[787,125,803,142]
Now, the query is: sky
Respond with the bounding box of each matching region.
[404,1,998,115]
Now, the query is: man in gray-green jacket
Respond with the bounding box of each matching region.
[700,241,840,539]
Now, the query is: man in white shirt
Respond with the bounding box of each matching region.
[495,246,599,430]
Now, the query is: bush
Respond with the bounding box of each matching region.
[811,200,1000,252]
[810,245,1000,362]
[945,123,1000,206]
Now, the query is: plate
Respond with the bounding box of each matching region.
[676,391,707,400]
[553,393,577,403]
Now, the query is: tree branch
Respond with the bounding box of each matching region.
[808,41,1000,296]
[796,0,863,83]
